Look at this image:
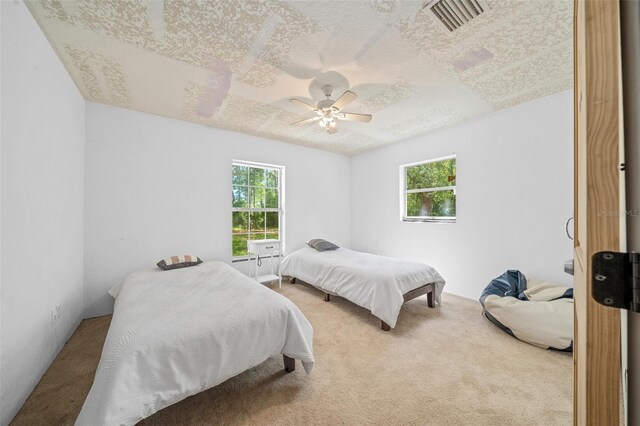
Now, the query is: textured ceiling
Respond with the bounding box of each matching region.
[26,0,573,155]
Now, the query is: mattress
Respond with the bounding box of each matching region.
[76,261,314,426]
[280,247,445,328]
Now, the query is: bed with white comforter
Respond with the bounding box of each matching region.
[76,261,314,426]
[280,247,445,329]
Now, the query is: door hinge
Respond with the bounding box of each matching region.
[592,251,640,312]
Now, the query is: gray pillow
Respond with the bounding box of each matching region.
[307,239,339,252]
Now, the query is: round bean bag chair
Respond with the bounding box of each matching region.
[480,270,573,351]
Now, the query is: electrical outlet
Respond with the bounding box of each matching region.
[51,304,61,327]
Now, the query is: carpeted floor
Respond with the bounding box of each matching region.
[11,281,572,425]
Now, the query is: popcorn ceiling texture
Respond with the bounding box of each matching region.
[26,0,573,155]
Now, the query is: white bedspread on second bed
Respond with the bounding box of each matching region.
[280,247,445,328]
[76,261,314,426]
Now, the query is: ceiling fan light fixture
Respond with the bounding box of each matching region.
[289,85,372,134]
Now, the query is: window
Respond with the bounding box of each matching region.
[232,161,283,257]
[401,155,456,222]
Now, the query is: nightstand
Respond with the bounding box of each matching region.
[247,239,282,288]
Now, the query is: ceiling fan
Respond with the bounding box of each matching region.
[289,85,372,134]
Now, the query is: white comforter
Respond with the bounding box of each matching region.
[280,247,445,328]
[76,261,314,426]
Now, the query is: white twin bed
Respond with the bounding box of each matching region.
[281,247,446,330]
[78,246,445,425]
[77,261,314,425]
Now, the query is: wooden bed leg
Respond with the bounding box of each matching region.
[324,293,331,302]
[290,277,296,284]
[381,321,391,331]
[283,355,295,373]
[427,290,435,308]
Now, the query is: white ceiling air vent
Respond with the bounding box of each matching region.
[424,0,491,33]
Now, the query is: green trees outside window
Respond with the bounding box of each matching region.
[232,163,281,256]
[403,157,456,221]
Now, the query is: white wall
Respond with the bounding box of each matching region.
[351,91,574,300]
[84,102,351,317]
[0,1,85,424]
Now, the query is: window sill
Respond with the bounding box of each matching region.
[402,218,456,224]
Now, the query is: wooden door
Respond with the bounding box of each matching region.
[620,1,640,423]
[573,0,624,424]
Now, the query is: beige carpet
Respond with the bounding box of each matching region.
[11,281,572,425]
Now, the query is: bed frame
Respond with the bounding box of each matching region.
[289,277,435,331]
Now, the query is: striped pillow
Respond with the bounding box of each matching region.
[306,239,340,252]
[157,255,203,270]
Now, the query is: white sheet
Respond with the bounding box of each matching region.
[76,261,314,426]
[280,247,445,328]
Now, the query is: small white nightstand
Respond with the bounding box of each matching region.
[247,239,282,288]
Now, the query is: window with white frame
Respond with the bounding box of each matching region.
[401,155,456,222]
[232,161,283,257]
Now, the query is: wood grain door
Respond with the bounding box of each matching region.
[620,2,640,423]
[573,0,624,424]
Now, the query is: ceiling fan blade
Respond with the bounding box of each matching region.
[290,116,319,125]
[331,90,357,111]
[339,112,372,123]
[289,98,318,112]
